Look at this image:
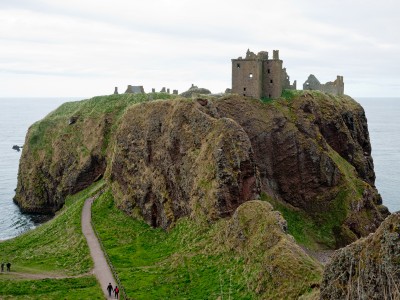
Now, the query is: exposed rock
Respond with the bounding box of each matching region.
[68,116,78,125]
[12,145,23,152]
[110,100,260,228]
[180,84,211,98]
[320,212,400,299]
[214,94,388,247]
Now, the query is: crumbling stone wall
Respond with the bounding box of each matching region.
[282,68,297,90]
[303,74,344,96]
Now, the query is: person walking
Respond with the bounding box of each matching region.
[6,262,11,272]
[107,283,113,297]
[114,286,119,299]
[1,263,4,272]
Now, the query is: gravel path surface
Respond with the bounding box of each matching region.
[82,197,117,299]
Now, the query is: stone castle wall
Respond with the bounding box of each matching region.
[231,49,295,99]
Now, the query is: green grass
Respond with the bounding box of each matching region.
[280,89,304,101]
[92,190,321,299]
[92,190,247,299]
[260,96,273,103]
[0,276,103,299]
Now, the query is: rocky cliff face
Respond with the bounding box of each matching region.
[15,91,388,248]
[110,99,259,228]
[320,212,400,299]
[214,94,388,247]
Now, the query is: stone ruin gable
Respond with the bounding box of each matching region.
[303,74,344,96]
[303,74,321,91]
[282,68,297,90]
[231,49,296,99]
[125,85,145,94]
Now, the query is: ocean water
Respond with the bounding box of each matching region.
[357,97,400,213]
[0,98,79,240]
[0,97,398,240]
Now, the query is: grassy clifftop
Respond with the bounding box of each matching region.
[15,91,388,249]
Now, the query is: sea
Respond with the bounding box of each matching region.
[0,97,399,240]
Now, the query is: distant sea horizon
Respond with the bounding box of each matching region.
[0,96,398,240]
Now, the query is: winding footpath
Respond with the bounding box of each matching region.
[82,197,117,299]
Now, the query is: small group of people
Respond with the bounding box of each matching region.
[1,262,11,272]
[106,283,119,299]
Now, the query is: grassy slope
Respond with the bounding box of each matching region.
[0,182,105,299]
[92,190,321,300]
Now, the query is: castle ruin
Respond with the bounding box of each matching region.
[232,49,344,98]
[231,49,296,99]
[303,74,344,96]
[125,85,145,94]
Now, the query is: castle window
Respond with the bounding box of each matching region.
[249,73,253,78]
[243,87,246,91]
[268,69,271,74]
[237,63,241,68]
[270,79,273,83]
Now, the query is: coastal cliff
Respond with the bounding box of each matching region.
[14,91,389,249]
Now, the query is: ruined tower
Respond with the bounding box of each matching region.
[231,49,296,99]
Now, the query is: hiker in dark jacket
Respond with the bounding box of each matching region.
[6,262,11,272]
[1,263,4,272]
[107,283,113,297]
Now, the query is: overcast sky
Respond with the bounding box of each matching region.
[0,0,399,97]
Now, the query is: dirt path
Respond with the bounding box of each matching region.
[1,271,91,280]
[82,197,117,299]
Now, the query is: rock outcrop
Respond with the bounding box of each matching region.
[320,212,400,299]
[14,91,389,248]
[221,200,322,299]
[179,84,211,98]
